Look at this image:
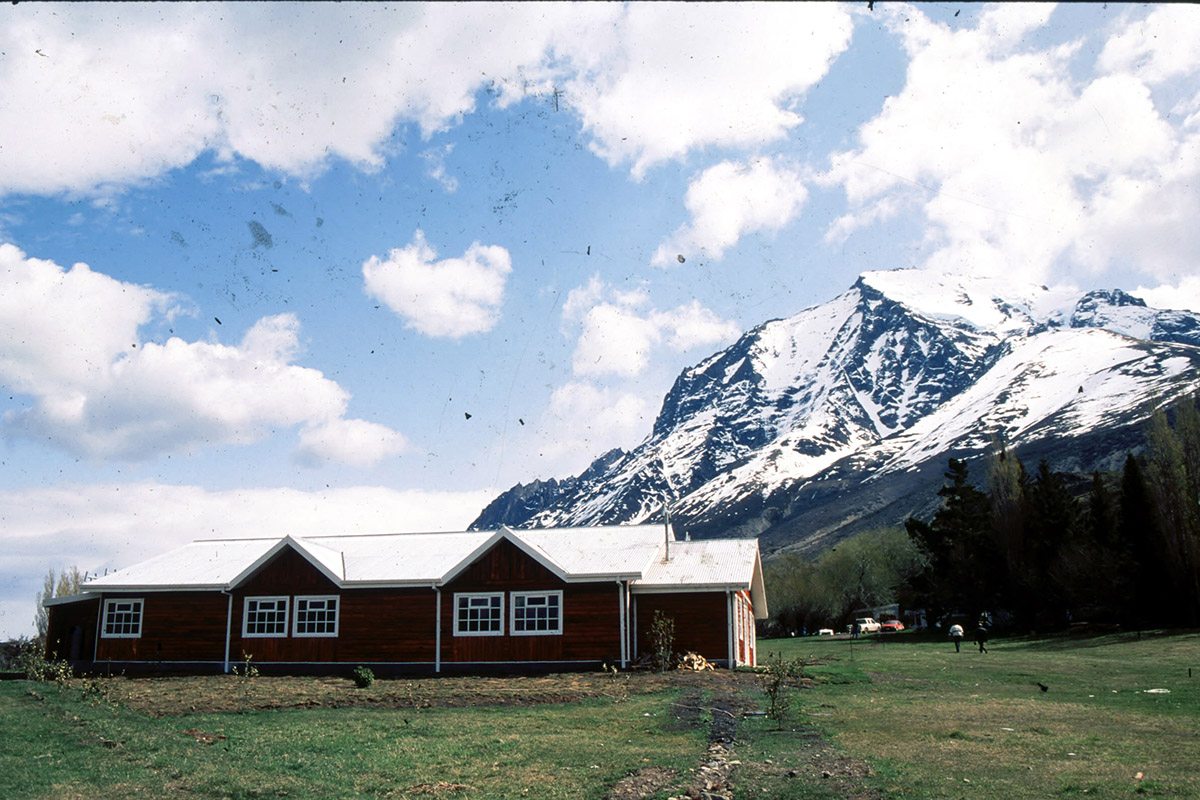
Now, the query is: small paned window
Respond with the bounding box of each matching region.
[293,596,339,637]
[101,599,143,638]
[243,596,289,637]
[511,591,562,635]
[454,592,504,636]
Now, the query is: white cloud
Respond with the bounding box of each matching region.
[1097,5,1200,84]
[563,277,740,378]
[0,3,853,196]
[421,144,459,193]
[0,481,495,639]
[0,3,586,196]
[822,4,1200,287]
[0,243,401,465]
[556,3,854,178]
[362,231,512,339]
[296,418,407,469]
[532,381,656,471]
[651,158,808,266]
[1134,277,1200,314]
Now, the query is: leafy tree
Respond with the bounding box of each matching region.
[986,442,1028,614]
[34,566,85,642]
[764,527,926,632]
[1142,395,1200,624]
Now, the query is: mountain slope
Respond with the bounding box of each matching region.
[472,270,1200,555]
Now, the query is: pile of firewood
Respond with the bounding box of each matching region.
[677,651,715,671]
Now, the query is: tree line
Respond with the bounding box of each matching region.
[765,391,1200,633]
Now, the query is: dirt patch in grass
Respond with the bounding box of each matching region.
[734,726,887,800]
[99,668,762,717]
[606,766,679,800]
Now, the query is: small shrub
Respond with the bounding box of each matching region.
[760,651,805,726]
[14,638,72,685]
[352,666,375,688]
[650,611,676,673]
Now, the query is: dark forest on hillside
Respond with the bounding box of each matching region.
[766,391,1200,633]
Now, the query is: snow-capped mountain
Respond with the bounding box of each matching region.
[472,270,1200,556]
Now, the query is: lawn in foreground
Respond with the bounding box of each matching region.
[0,677,707,800]
[737,630,1200,800]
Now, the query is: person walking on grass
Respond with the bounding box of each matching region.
[949,623,964,652]
[975,623,989,653]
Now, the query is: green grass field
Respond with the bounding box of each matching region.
[740,630,1200,799]
[2,630,1197,799]
[0,680,707,800]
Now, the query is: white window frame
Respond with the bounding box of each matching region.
[101,598,143,638]
[243,596,290,638]
[293,595,340,638]
[453,592,505,637]
[511,590,563,636]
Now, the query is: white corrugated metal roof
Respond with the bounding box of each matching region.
[633,539,757,588]
[310,530,492,584]
[84,525,675,590]
[632,539,768,618]
[517,525,668,577]
[85,537,281,589]
[80,523,764,612]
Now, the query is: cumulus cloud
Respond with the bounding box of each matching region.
[1097,5,1200,85]
[563,276,740,378]
[296,418,408,469]
[0,481,495,639]
[556,3,854,178]
[0,3,581,195]
[362,231,512,339]
[532,381,656,471]
[0,244,402,464]
[651,158,808,266]
[0,3,853,196]
[822,4,1200,288]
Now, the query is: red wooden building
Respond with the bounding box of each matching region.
[44,524,765,674]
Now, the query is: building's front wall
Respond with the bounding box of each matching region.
[44,538,756,673]
[634,591,730,665]
[441,538,624,666]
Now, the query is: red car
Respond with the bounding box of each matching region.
[880,620,905,632]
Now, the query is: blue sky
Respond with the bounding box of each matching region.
[2,2,1199,638]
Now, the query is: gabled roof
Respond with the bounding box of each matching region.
[77,523,765,609]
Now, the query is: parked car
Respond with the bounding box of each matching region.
[854,617,882,633]
[880,619,905,632]
[817,628,834,636]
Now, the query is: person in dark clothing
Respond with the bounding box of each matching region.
[975,624,989,653]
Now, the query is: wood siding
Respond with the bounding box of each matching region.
[634,591,729,664]
[442,538,623,664]
[94,592,228,663]
[46,539,750,673]
[45,597,101,662]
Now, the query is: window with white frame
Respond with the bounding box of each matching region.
[243,596,289,637]
[101,598,143,638]
[293,596,339,637]
[454,592,504,636]
[511,591,562,635]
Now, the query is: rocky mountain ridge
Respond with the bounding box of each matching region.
[473,269,1200,556]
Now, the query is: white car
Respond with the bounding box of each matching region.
[854,617,882,633]
[817,628,834,636]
